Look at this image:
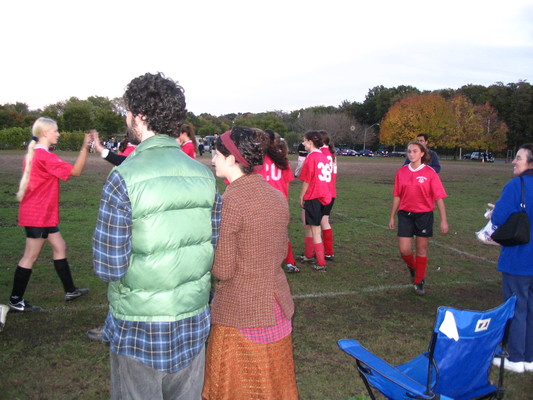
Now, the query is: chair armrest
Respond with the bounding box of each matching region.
[338,339,437,399]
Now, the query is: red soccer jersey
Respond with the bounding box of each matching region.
[119,143,136,156]
[258,155,294,200]
[393,164,447,213]
[180,140,196,159]
[18,146,73,227]
[299,150,332,205]
[320,146,337,199]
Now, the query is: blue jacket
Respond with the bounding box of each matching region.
[492,173,533,276]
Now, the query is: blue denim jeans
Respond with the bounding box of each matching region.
[110,345,205,400]
[502,273,533,362]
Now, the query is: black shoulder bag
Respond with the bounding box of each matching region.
[491,176,530,246]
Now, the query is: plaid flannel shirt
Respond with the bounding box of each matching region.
[93,170,222,373]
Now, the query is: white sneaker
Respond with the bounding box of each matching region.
[524,361,533,372]
[0,304,9,332]
[285,264,300,273]
[492,357,525,373]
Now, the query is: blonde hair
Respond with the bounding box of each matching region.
[16,117,58,201]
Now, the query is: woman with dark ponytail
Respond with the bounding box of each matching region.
[297,130,332,271]
[176,123,197,159]
[259,130,298,272]
[320,130,337,261]
[203,126,298,399]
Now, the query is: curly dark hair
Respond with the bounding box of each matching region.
[304,130,324,149]
[264,129,289,170]
[215,126,268,174]
[123,72,187,137]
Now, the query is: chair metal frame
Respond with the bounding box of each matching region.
[338,296,516,400]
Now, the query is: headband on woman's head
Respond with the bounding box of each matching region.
[220,130,250,167]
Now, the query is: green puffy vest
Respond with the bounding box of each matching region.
[108,135,215,322]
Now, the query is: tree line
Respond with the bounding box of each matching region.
[1,81,531,154]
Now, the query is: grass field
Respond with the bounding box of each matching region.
[1,151,532,400]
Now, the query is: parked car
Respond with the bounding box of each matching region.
[390,151,406,158]
[338,148,359,156]
[470,151,494,162]
[360,150,374,157]
[202,135,216,152]
[463,153,472,160]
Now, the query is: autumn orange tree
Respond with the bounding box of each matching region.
[472,102,508,152]
[449,94,482,148]
[380,94,455,148]
[448,95,508,151]
[380,93,508,151]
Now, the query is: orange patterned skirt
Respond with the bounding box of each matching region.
[202,324,299,399]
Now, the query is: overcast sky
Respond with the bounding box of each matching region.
[1,0,532,116]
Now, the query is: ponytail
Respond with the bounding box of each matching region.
[180,124,198,154]
[17,139,37,201]
[320,130,336,162]
[264,129,289,170]
[304,130,324,150]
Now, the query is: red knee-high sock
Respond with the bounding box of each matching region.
[401,253,415,269]
[322,228,334,256]
[286,241,295,265]
[314,242,326,266]
[304,237,314,258]
[414,256,428,284]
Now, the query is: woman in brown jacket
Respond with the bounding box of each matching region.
[202,126,298,399]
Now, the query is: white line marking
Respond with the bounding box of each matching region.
[293,279,499,299]
[429,240,497,264]
[28,215,498,312]
[19,279,500,313]
[334,212,497,264]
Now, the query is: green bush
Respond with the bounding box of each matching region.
[0,127,31,149]
[55,131,85,151]
[0,128,85,150]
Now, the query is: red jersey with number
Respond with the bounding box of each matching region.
[258,155,294,200]
[320,146,337,199]
[181,140,196,159]
[299,150,332,205]
[393,164,447,212]
[18,146,73,227]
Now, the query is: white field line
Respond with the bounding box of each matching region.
[429,240,497,264]
[293,279,500,300]
[23,278,501,313]
[333,212,497,264]
[30,213,498,312]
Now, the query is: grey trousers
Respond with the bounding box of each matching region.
[110,345,205,400]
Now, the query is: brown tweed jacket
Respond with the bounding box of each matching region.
[210,173,294,328]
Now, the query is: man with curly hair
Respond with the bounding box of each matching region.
[93,72,221,399]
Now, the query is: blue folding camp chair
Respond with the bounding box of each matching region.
[338,296,516,400]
